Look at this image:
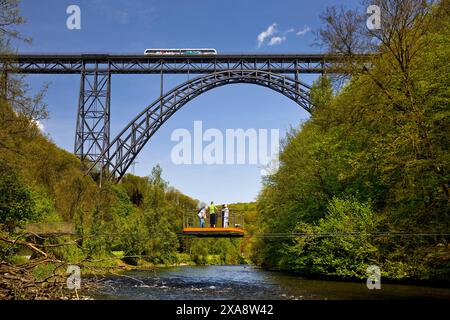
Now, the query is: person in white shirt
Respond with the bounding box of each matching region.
[197,206,206,228]
[221,204,229,228]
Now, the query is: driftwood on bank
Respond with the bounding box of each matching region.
[0,235,95,300]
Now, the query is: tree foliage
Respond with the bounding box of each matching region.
[253,0,450,280]
[0,162,36,231]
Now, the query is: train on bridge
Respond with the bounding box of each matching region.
[144,48,217,55]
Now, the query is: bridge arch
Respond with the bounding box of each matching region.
[88,70,312,181]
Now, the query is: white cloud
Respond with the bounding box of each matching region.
[257,24,310,48]
[268,36,286,46]
[33,119,45,132]
[257,23,277,48]
[284,28,295,34]
[296,26,311,36]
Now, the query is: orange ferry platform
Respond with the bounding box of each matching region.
[182,227,245,238]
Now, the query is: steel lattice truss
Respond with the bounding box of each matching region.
[1,53,348,182]
[3,54,332,74]
[74,65,111,163]
[88,70,312,181]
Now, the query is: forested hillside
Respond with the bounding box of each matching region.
[1,93,250,265]
[0,3,250,273]
[251,1,450,281]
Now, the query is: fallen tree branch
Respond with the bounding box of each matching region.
[0,236,48,257]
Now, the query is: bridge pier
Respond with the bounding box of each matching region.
[74,61,111,171]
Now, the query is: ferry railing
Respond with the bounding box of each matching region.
[183,209,244,229]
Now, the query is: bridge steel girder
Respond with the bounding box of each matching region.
[74,62,111,164]
[0,52,372,182]
[5,54,331,74]
[88,70,312,182]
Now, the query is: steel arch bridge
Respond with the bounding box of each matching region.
[1,53,338,182]
[88,69,312,181]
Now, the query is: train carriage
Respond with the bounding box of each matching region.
[144,48,217,55]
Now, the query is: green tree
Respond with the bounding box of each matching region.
[286,197,378,278]
[0,162,36,231]
[253,0,450,280]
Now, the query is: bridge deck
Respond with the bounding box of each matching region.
[182,227,245,238]
[9,53,329,61]
[1,53,334,74]
[1,52,370,74]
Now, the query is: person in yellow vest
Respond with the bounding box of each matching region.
[208,201,217,228]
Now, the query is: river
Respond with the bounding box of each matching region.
[91,265,450,300]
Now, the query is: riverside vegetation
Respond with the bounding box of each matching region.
[251,0,450,282]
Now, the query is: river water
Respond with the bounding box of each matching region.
[91,265,450,300]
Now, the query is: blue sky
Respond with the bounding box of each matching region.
[14,0,360,204]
